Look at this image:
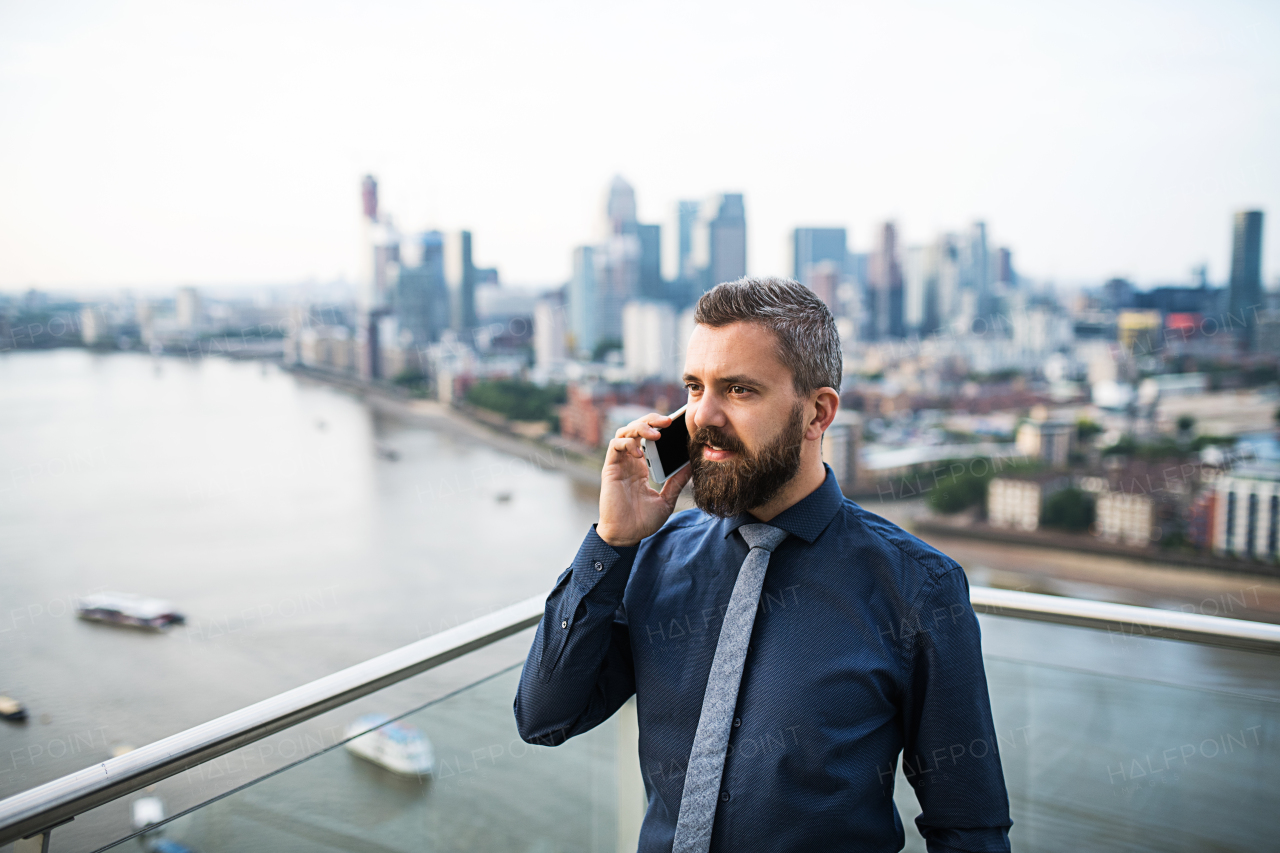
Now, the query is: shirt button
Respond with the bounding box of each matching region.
[732,717,741,728]
[561,620,568,629]
[720,791,730,802]
[594,561,604,571]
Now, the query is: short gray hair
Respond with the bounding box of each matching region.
[694,276,842,395]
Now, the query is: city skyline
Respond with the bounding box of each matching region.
[1,0,1278,291]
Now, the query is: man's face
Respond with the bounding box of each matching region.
[682,322,807,517]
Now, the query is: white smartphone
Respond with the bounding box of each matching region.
[643,404,691,485]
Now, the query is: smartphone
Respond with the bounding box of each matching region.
[643,404,691,485]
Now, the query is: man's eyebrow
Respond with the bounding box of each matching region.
[719,375,766,387]
[681,373,769,387]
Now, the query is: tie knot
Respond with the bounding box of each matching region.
[738,523,787,553]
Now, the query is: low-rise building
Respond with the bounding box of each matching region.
[1015,419,1075,468]
[558,383,616,448]
[1084,458,1196,547]
[1187,490,1217,550]
[988,474,1068,531]
[1095,492,1154,546]
[1213,465,1280,560]
[297,326,356,374]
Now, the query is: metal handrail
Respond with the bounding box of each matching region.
[2,586,1278,846]
[0,595,545,846]
[970,587,1280,653]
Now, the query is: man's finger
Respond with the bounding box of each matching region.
[608,436,644,459]
[616,415,669,440]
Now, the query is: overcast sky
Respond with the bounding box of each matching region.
[1,0,1277,294]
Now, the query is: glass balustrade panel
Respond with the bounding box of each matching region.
[98,666,620,853]
[890,614,1280,853]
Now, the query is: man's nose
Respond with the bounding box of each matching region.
[691,393,728,431]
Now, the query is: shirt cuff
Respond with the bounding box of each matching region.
[570,525,639,596]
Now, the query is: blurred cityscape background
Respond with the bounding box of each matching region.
[7,179,1280,578]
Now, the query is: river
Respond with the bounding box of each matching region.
[0,350,599,803]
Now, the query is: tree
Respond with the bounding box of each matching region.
[1076,419,1103,442]
[465,379,566,422]
[1041,488,1095,532]
[592,338,623,363]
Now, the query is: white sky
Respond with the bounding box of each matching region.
[1,0,1277,293]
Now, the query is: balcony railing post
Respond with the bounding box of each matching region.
[616,696,646,852]
[14,829,51,853]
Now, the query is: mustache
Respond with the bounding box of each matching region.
[689,426,747,456]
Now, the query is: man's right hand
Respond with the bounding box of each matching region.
[596,413,693,548]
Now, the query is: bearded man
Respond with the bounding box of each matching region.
[515,277,1012,853]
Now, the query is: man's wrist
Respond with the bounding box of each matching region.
[596,524,641,548]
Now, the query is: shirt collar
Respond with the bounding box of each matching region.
[720,464,844,545]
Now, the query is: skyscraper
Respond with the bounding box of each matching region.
[961,221,991,317]
[929,235,961,336]
[568,246,597,358]
[677,201,700,280]
[395,231,451,346]
[606,176,637,233]
[1229,210,1265,349]
[595,233,640,347]
[867,223,904,339]
[667,200,703,307]
[807,260,841,313]
[534,292,568,374]
[566,177,665,358]
[707,194,747,288]
[361,175,378,221]
[358,174,399,379]
[792,228,847,287]
[902,245,928,336]
[994,247,1014,285]
[636,223,663,301]
[458,230,477,333]
[605,176,661,302]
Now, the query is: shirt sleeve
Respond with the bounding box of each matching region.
[513,525,639,746]
[900,566,1013,853]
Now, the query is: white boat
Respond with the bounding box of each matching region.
[344,714,435,777]
[132,797,165,832]
[0,695,27,722]
[76,592,185,630]
[132,797,196,852]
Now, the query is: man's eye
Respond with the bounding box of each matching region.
[730,386,749,395]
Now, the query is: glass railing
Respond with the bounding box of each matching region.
[132,667,622,853]
[2,588,1277,853]
[893,608,1280,853]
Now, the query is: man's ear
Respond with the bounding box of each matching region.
[805,387,840,441]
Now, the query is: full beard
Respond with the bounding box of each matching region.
[688,402,806,518]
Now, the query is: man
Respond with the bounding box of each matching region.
[515,277,1012,852]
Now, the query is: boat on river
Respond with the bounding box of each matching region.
[132,797,196,852]
[76,592,185,630]
[0,695,27,722]
[344,714,435,777]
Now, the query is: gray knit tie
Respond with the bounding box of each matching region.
[671,522,788,853]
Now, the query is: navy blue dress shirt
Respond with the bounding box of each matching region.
[515,466,1012,852]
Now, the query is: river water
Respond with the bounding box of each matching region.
[0,350,599,802]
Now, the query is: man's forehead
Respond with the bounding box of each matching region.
[684,322,786,379]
